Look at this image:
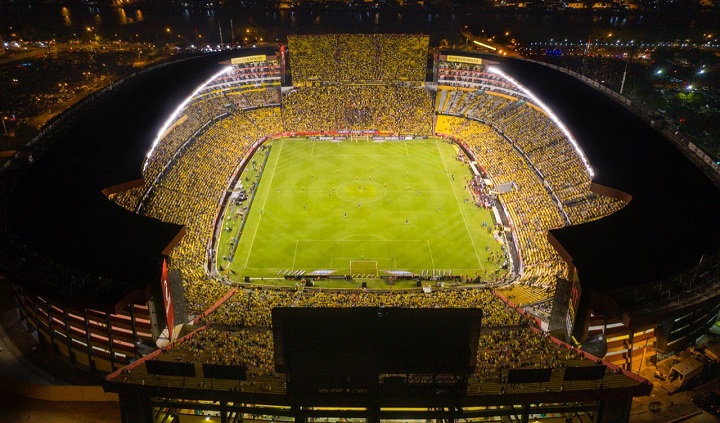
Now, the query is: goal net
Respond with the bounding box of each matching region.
[350,260,379,276]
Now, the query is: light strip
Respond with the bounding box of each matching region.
[143,65,234,170]
[472,40,497,51]
[487,66,595,177]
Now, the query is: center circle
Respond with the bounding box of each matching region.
[335,181,388,204]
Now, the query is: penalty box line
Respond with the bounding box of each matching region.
[309,139,411,157]
[291,239,432,271]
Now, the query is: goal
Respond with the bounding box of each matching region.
[350,260,379,276]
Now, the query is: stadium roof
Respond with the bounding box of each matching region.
[4,50,267,308]
[490,56,720,291]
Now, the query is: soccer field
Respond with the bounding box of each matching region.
[219,138,507,283]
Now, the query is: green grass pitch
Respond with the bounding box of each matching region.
[218,137,507,286]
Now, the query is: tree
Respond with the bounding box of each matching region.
[677,91,706,109]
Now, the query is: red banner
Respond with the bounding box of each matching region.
[161,259,175,340]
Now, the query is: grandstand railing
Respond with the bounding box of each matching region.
[189,288,237,325]
[104,322,211,381]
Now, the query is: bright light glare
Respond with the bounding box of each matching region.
[144,66,233,169]
[472,40,497,51]
[656,69,663,75]
[487,66,595,178]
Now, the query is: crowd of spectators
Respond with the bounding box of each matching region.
[111,86,280,212]
[182,327,276,378]
[474,328,587,382]
[468,176,495,209]
[438,88,625,225]
[164,285,529,378]
[165,288,597,385]
[288,34,428,83]
[112,80,283,312]
[202,286,526,331]
[149,106,281,312]
[435,86,627,302]
[282,85,434,134]
[436,115,568,294]
[206,288,298,328]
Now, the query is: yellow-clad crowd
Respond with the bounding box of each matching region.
[282,85,434,134]
[148,106,281,312]
[169,286,532,378]
[182,327,276,377]
[436,114,567,292]
[474,328,587,382]
[438,88,625,226]
[167,288,596,383]
[435,86,626,300]
[288,34,428,83]
[112,85,284,313]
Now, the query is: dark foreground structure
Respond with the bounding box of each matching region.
[104,307,650,423]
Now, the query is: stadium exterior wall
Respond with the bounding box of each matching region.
[571,249,720,370]
[13,284,153,373]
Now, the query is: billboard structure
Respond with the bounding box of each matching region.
[160,259,175,340]
[272,307,482,398]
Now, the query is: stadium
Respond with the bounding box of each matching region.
[1,34,719,422]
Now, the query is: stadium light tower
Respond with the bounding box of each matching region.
[487,66,594,178]
[144,66,234,169]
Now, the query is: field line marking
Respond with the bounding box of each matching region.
[299,238,426,242]
[426,240,436,270]
[311,154,406,157]
[435,140,484,270]
[243,139,284,268]
[337,234,388,241]
[291,240,299,269]
[404,140,409,156]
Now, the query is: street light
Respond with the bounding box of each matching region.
[1,116,8,136]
